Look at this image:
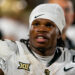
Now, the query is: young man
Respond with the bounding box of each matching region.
[0,3,75,75]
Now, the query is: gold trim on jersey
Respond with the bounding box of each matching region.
[18,62,30,71]
[44,69,50,75]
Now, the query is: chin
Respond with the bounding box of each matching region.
[35,45,46,49]
[36,47,46,53]
[35,42,47,47]
[33,43,46,49]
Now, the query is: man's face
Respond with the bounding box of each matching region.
[29,18,59,50]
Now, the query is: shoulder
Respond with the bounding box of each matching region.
[57,47,70,53]
[69,49,75,63]
[57,47,71,62]
[69,49,75,55]
[58,47,71,54]
[0,39,18,60]
[16,39,29,53]
[0,39,18,51]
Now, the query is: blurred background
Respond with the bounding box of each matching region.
[0,0,75,43]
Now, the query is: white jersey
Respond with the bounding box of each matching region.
[0,39,75,75]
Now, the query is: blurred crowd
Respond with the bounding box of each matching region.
[0,0,29,40]
[0,0,75,50]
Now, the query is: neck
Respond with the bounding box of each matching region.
[30,45,56,56]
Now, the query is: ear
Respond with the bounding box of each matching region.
[57,31,61,39]
[61,27,66,40]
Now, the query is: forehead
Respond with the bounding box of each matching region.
[31,18,60,33]
[32,18,56,25]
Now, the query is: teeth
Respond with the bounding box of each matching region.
[38,36,44,39]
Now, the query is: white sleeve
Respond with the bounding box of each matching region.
[0,39,17,69]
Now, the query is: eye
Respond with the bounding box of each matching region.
[45,22,53,28]
[32,22,40,26]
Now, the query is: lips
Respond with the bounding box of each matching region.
[35,34,49,43]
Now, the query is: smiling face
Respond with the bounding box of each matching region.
[29,18,60,55]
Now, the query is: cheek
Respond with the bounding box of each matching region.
[48,29,57,37]
[48,30,57,42]
[29,30,33,39]
[29,26,35,35]
[52,33,58,43]
[30,26,37,33]
[29,29,36,40]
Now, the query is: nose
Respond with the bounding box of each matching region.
[36,25,47,33]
